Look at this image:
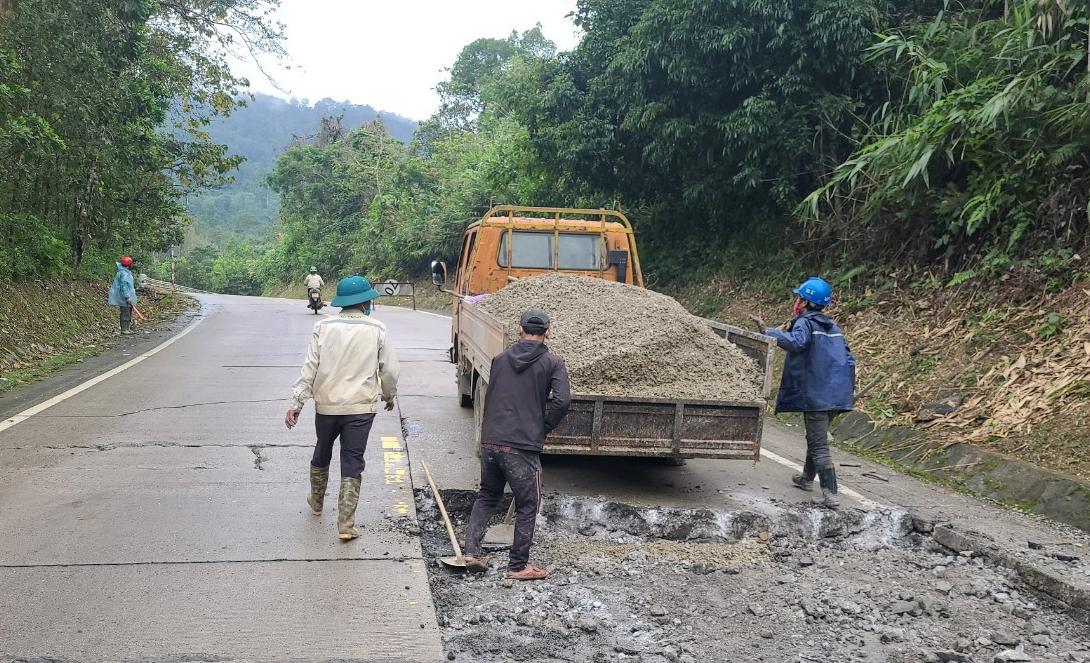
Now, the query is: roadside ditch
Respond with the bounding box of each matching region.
[408,491,1090,663]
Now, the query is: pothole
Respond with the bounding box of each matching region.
[409,493,1090,663]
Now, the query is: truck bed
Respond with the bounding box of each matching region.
[455,300,774,461]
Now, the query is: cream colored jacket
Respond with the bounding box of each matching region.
[290,311,399,415]
[303,273,324,289]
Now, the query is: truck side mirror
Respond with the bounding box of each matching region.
[431,260,447,287]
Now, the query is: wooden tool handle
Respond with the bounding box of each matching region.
[421,460,462,558]
[504,497,516,524]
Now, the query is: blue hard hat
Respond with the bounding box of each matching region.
[330,275,380,308]
[793,276,832,307]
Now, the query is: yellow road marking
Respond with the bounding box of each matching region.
[382,436,410,515]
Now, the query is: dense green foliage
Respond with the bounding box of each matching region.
[0,0,283,281]
[806,1,1090,279]
[14,0,1085,295]
[184,93,416,247]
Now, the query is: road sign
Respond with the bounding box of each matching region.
[379,280,403,296]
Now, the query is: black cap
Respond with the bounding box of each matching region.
[519,308,550,333]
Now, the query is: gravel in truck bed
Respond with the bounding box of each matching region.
[476,274,762,401]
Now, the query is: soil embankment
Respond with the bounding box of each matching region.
[0,279,192,391]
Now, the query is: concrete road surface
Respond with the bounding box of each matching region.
[2,294,1086,662]
[0,296,442,663]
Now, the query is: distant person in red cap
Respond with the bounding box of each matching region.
[108,256,137,334]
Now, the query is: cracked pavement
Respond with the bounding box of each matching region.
[0,295,443,662]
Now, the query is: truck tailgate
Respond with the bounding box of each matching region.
[546,395,764,460]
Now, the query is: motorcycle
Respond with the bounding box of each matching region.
[307,288,324,314]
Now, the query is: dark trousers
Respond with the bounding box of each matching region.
[312,413,375,479]
[119,305,132,331]
[802,411,834,479]
[464,445,542,571]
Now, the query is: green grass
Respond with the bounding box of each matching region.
[0,344,100,395]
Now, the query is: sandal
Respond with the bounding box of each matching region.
[464,555,490,573]
[506,564,549,581]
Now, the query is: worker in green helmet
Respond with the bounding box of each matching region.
[285,275,400,541]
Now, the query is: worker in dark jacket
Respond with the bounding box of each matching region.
[463,308,571,581]
[760,277,855,509]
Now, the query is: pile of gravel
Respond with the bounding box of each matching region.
[476,274,762,401]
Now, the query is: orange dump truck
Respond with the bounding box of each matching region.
[431,205,773,461]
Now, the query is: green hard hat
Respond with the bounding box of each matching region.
[330,275,380,308]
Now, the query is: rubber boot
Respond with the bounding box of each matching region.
[812,468,840,510]
[337,477,362,541]
[307,465,329,515]
[120,319,131,335]
[791,456,815,491]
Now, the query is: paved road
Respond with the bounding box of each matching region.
[2,294,1086,662]
[0,296,442,662]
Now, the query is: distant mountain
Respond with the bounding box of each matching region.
[184,93,417,246]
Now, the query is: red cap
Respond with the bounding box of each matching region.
[120,256,133,267]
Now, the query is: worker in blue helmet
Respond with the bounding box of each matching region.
[752,276,855,509]
[285,275,400,540]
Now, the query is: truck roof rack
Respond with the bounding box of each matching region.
[478,205,635,234]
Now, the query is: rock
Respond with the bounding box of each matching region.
[912,515,935,534]
[1031,635,1053,647]
[798,556,815,567]
[760,631,774,639]
[994,648,1033,662]
[935,651,972,663]
[576,617,598,633]
[748,604,766,617]
[679,656,697,663]
[932,565,948,578]
[890,600,916,616]
[992,631,1021,646]
[650,606,667,617]
[1027,621,1050,636]
[935,581,954,595]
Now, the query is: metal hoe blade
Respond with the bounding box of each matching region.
[420,460,467,569]
[483,499,516,548]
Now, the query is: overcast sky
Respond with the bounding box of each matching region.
[232,0,581,121]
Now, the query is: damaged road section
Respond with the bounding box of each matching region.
[412,493,1090,663]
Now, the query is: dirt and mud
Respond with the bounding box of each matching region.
[476,274,762,401]
[412,494,1090,663]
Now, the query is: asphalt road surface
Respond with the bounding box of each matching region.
[1,294,1086,662]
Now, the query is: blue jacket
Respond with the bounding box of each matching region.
[765,311,855,413]
[108,263,137,307]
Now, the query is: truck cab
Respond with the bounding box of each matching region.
[447,205,644,298]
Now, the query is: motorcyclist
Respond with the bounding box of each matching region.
[304,267,325,307]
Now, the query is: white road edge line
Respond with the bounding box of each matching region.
[412,310,451,319]
[0,316,206,435]
[760,447,883,510]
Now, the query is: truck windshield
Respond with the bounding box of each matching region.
[499,231,601,270]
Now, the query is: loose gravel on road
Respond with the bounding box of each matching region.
[412,495,1090,663]
[477,274,762,401]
